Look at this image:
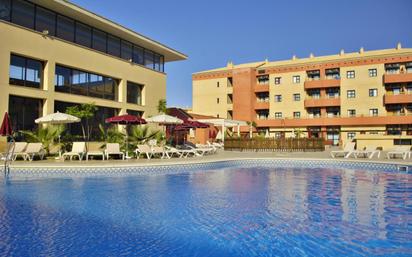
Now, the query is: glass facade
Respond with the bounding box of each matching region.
[55,65,118,101]
[127,81,143,105]
[54,101,118,140]
[0,0,165,72]
[9,95,42,132]
[9,54,43,88]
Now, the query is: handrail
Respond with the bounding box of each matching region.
[224,138,325,152]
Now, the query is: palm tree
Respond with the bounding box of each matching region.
[157,99,167,114]
[65,102,98,142]
[128,125,163,145]
[20,125,65,155]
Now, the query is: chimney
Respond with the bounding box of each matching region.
[292,55,297,60]
[396,42,402,50]
[340,49,345,56]
[359,47,364,54]
[227,61,234,68]
[309,53,314,58]
[264,58,269,64]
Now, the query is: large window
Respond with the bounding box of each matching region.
[55,65,118,101]
[107,35,121,58]
[9,54,43,88]
[0,0,165,72]
[11,0,34,29]
[0,0,11,21]
[92,28,107,53]
[9,95,42,132]
[54,101,118,140]
[35,6,56,36]
[57,15,75,42]
[127,81,143,105]
[75,22,92,48]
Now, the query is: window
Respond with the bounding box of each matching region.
[347,90,356,98]
[293,93,300,101]
[9,95,42,132]
[292,75,300,84]
[274,95,282,102]
[217,98,220,104]
[121,41,133,61]
[92,28,107,53]
[275,112,282,119]
[57,15,75,42]
[274,77,281,85]
[133,46,144,65]
[75,22,92,48]
[35,6,56,36]
[55,64,118,100]
[217,82,220,88]
[369,88,378,97]
[144,50,154,69]
[347,132,356,140]
[347,109,356,117]
[0,0,11,21]
[127,82,143,105]
[257,75,269,85]
[11,0,34,29]
[107,35,121,58]
[394,139,412,145]
[368,68,377,77]
[346,70,355,79]
[369,108,378,116]
[293,112,301,118]
[9,54,43,88]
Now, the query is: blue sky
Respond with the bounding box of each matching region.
[72,0,412,108]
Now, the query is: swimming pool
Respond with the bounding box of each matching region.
[1,160,411,256]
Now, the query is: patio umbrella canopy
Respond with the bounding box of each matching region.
[0,112,13,137]
[105,114,146,125]
[145,114,183,125]
[35,111,80,124]
[105,114,146,158]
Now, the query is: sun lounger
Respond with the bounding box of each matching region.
[62,142,86,161]
[330,142,356,158]
[105,143,125,160]
[21,143,46,161]
[168,146,198,158]
[5,142,28,161]
[151,146,169,159]
[386,146,411,160]
[184,144,214,156]
[353,146,381,159]
[135,144,153,159]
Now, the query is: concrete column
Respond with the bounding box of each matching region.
[0,46,9,117]
[118,79,127,115]
[42,60,56,116]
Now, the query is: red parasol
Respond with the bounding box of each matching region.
[0,112,13,137]
[105,114,146,125]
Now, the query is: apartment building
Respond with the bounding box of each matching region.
[192,46,412,146]
[0,0,186,138]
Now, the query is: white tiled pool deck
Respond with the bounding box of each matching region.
[5,149,411,169]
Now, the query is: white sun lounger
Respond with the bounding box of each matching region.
[2,142,28,161]
[353,146,381,159]
[330,142,356,158]
[386,146,411,160]
[151,146,169,159]
[166,146,198,158]
[62,142,86,161]
[105,143,125,160]
[135,144,153,159]
[21,143,46,161]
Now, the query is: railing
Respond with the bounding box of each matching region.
[224,138,325,152]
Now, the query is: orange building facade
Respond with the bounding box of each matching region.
[192,46,412,147]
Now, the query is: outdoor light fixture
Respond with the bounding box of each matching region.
[42,29,49,35]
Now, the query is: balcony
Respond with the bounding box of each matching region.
[304,78,340,89]
[254,84,270,93]
[255,115,412,127]
[304,97,340,108]
[254,102,269,110]
[383,72,412,84]
[384,93,412,104]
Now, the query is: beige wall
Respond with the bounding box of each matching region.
[192,77,230,118]
[0,22,166,122]
[340,64,386,117]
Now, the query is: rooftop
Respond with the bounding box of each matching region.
[33,0,187,62]
[193,46,412,74]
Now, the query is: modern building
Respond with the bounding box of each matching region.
[192,46,412,147]
[0,0,186,138]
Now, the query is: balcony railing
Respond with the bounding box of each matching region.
[383,92,412,104]
[383,71,412,84]
[304,78,340,89]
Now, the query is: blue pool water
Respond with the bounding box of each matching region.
[0,164,411,256]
